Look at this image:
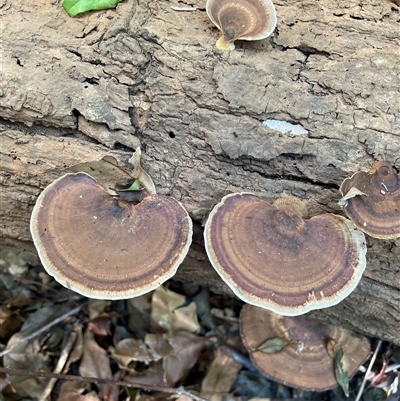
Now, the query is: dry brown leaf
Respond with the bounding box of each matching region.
[110,338,156,369]
[201,345,241,401]
[0,305,22,339]
[163,331,206,387]
[174,396,195,401]
[151,287,200,334]
[0,374,11,392]
[145,333,173,359]
[58,380,102,401]
[79,329,113,399]
[173,302,201,334]
[126,294,152,334]
[3,304,70,397]
[124,361,165,387]
[88,315,113,336]
[88,299,111,320]
[64,325,84,373]
[65,155,133,196]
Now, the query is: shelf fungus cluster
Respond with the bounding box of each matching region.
[240,305,371,392]
[30,150,192,300]
[339,161,400,239]
[206,0,277,50]
[204,194,367,315]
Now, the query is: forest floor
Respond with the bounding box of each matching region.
[1,245,399,401]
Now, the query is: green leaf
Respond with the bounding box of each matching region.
[257,337,287,354]
[62,0,123,17]
[115,180,141,191]
[327,339,350,397]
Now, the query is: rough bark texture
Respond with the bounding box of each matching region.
[1,0,399,344]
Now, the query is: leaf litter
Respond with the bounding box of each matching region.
[1,244,399,401]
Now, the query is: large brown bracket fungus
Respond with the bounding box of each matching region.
[30,152,192,300]
[204,193,367,315]
[339,161,400,239]
[206,0,277,51]
[240,305,370,392]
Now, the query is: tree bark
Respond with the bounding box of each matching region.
[1,0,399,344]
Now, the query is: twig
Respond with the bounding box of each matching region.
[355,339,382,401]
[0,304,83,357]
[38,331,77,401]
[0,367,209,401]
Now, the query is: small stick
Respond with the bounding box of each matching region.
[0,305,83,358]
[38,331,77,401]
[0,367,209,401]
[355,340,382,401]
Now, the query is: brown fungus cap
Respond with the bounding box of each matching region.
[240,305,371,391]
[30,173,192,299]
[204,193,367,315]
[206,0,277,51]
[339,161,400,239]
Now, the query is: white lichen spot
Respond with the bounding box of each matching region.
[93,216,97,219]
[79,195,82,198]
[262,119,309,135]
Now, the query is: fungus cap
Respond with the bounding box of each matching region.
[240,305,370,391]
[340,161,400,239]
[204,193,367,315]
[30,173,192,299]
[206,0,277,50]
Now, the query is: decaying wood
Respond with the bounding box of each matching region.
[1,0,399,344]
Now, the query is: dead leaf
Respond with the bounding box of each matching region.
[145,333,173,359]
[64,325,84,373]
[129,148,156,194]
[88,315,113,336]
[327,338,350,397]
[58,380,101,401]
[124,361,165,387]
[201,345,242,401]
[0,305,23,339]
[3,304,71,397]
[163,331,206,386]
[79,329,112,399]
[110,338,155,368]
[370,361,389,387]
[174,396,195,401]
[126,294,152,335]
[151,287,200,334]
[65,155,133,196]
[88,299,111,320]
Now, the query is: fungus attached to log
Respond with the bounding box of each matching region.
[339,161,400,239]
[206,0,277,50]
[30,172,192,299]
[240,304,371,391]
[204,193,367,315]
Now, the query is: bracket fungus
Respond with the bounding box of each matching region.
[339,161,400,239]
[206,0,277,51]
[30,154,192,300]
[204,193,367,315]
[240,304,371,391]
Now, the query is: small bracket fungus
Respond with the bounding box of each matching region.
[31,167,192,300]
[204,193,367,315]
[206,0,277,51]
[240,305,371,391]
[339,161,400,239]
